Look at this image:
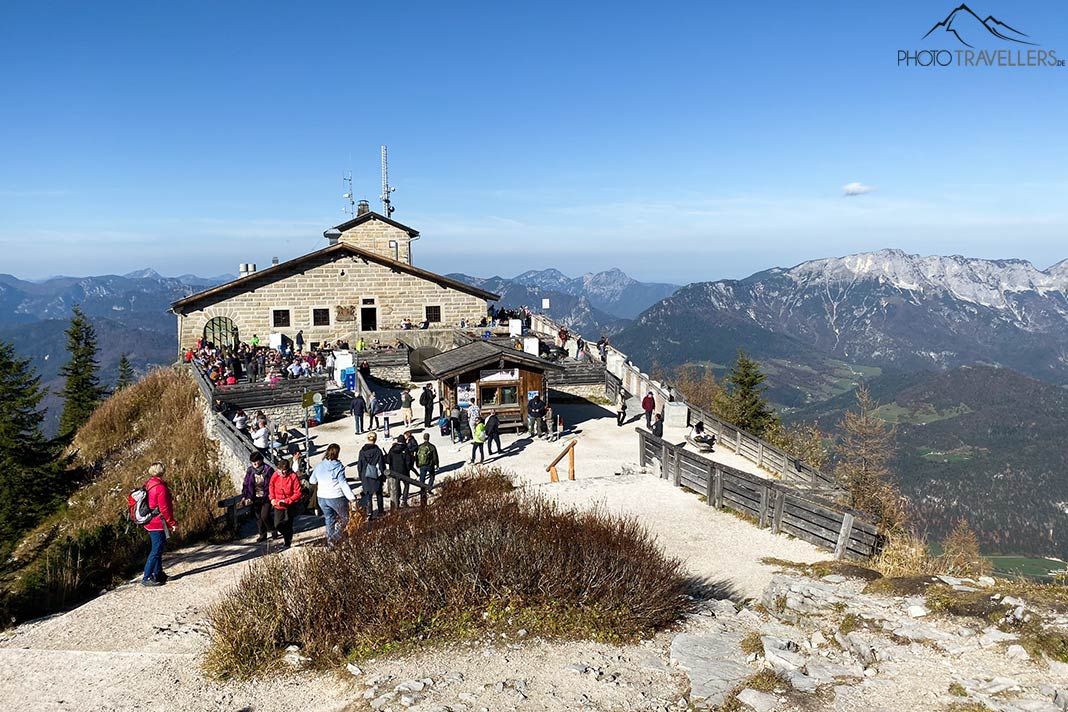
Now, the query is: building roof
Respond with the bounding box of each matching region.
[327,210,420,237]
[169,242,499,312]
[423,340,565,380]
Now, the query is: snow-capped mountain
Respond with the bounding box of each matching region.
[614,249,1068,400]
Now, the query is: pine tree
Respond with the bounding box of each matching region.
[0,341,67,554]
[724,350,778,438]
[58,306,105,439]
[114,353,135,392]
[834,386,903,531]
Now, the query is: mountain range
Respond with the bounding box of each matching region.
[615,249,1068,407]
[447,268,679,336]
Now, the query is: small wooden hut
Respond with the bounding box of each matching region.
[423,341,564,430]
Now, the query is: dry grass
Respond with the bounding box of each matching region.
[0,367,226,622]
[870,530,937,578]
[718,669,790,711]
[205,469,693,680]
[937,520,991,578]
[760,557,883,582]
[739,631,764,656]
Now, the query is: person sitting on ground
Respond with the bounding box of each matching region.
[687,421,716,451]
[310,443,356,545]
[269,458,302,550]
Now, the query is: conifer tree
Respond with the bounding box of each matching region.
[58,306,105,439]
[724,349,778,438]
[0,341,67,554]
[114,353,135,392]
[834,386,904,530]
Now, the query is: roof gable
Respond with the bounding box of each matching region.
[423,341,564,379]
[170,243,498,312]
[328,211,420,237]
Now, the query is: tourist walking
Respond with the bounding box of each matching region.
[416,433,439,490]
[368,394,381,430]
[310,443,356,545]
[616,391,627,427]
[642,391,656,429]
[357,433,386,518]
[386,435,414,508]
[242,452,276,542]
[467,401,481,426]
[450,401,462,443]
[295,329,304,352]
[471,417,487,464]
[419,384,435,428]
[351,392,366,434]
[527,393,546,437]
[269,458,302,549]
[400,389,414,427]
[484,411,501,455]
[139,463,177,587]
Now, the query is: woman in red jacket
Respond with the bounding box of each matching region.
[142,462,178,587]
[269,458,302,550]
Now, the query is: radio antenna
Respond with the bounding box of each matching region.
[342,172,355,217]
[380,145,395,217]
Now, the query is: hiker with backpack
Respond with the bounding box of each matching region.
[269,458,302,550]
[242,452,276,542]
[357,432,386,518]
[132,462,177,587]
[415,433,440,490]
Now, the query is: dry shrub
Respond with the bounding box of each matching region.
[871,530,937,578]
[0,367,226,621]
[937,519,991,578]
[206,469,692,679]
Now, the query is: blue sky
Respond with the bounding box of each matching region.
[0,1,1065,284]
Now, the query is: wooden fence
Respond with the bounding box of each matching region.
[637,428,878,560]
[606,370,622,402]
[212,376,330,411]
[685,403,839,493]
[547,359,606,386]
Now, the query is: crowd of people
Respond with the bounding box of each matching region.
[186,334,336,387]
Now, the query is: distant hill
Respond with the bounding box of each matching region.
[788,365,1068,559]
[447,268,678,338]
[0,271,231,434]
[614,249,1068,407]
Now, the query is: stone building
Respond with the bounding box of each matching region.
[170,209,499,352]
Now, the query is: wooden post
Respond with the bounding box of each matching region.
[549,464,559,483]
[638,430,647,467]
[834,513,855,560]
[660,440,669,480]
[713,465,723,508]
[568,443,575,481]
[705,463,714,506]
[759,485,770,528]
[735,430,742,454]
[757,442,765,468]
[672,448,681,488]
[771,491,785,534]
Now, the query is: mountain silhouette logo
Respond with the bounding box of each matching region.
[923,4,1038,48]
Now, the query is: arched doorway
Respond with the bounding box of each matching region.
[203,316,239,350]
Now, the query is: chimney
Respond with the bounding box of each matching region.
[357,199,370,216]
[238,263,248,277]
[271,256,280,266]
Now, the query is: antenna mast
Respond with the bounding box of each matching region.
[380,145,395,217]
[342,172,355,217]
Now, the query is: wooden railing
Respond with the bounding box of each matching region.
[637,428,878,560]
[546,439,578,482]
[684,403,838,493]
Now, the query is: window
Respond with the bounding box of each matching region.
[362,297,376,305]
[272,309,291,328]
[425,305,442,323]
[480,385,519,407]
[313,308,330,326]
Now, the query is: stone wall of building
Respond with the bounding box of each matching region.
[338,217,413,264]
[177,250,487,351]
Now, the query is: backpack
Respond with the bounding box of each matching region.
[416,443,435,467]
[127,483,160,525]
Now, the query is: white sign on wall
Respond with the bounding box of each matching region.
[479,368,519,383]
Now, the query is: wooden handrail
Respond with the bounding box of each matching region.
[546,439,578,482]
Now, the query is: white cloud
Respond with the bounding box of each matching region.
[843,181,875,197]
